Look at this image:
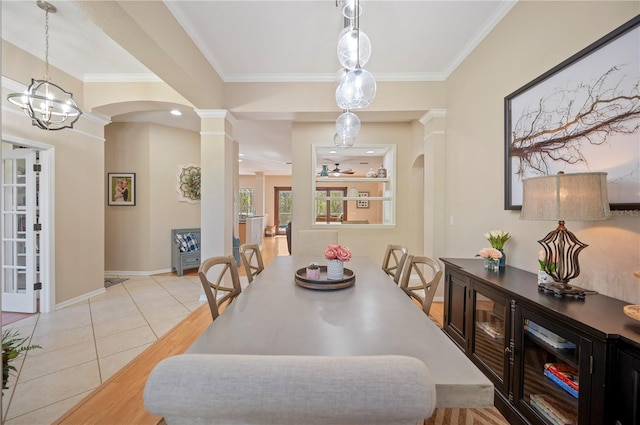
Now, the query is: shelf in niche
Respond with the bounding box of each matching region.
[315,177,390,183]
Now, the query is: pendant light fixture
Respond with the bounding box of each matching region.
[7,1,82,131]
[334,0,376,148]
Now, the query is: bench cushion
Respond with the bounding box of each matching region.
[144,354,436,425]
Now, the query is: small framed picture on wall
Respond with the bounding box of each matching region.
[357,192,369,208]
[108,173,136,206]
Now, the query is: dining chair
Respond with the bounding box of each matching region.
[198,255,242,321]
[296,230,338,257]
[239,243,264,284]
[399,255,443,316]
[381,244,408,284]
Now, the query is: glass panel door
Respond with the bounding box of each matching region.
[471,283,509,394]
[274,187,292,235]
[514,307,588,425]
[2,149,38,313]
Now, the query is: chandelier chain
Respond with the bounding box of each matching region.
[44,7,50,81]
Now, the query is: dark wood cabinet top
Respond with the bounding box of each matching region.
[441,258,640,348]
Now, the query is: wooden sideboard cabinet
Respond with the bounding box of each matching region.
[441,258,640,425]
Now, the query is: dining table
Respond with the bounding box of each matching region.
[187,256,494,408]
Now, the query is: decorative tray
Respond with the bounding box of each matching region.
[294,266,355,290]
[624,305,640,321]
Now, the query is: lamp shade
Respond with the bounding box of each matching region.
[520,172,610,221]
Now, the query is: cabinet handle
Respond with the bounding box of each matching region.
[504,347,511,355]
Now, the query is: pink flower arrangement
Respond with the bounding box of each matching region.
[324,244,352,262]
[477,247,503,260]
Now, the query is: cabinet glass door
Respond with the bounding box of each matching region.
[471,283,509,394]
[514,307,590,425]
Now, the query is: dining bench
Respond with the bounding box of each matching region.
[171,228,201,276]
[144,353,436,425]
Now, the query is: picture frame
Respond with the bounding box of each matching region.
[357,192,369,208]
[504,15,640,210]
[108,173,136,206]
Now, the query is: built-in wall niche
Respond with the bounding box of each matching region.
[312,144,396,227]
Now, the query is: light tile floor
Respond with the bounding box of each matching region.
[0,273,222,425]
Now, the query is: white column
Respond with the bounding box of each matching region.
[197,110,238,260]
[419,109,447,260]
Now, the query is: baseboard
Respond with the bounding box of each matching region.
[55,287,106,310]
[105,269,172,276]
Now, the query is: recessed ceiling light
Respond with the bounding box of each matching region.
[238,159,243,163]
[170,109,182,116]
[329,150,337,154]
[366,150,375,154]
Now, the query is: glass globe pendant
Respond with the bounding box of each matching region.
[337,28,371,70]
[334,133,356,149]
[335,68,377,110]
[335,111,361,138]
[337,0,361,19]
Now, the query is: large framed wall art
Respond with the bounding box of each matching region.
[504,16,640,210]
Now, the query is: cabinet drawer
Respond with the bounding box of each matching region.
[181,253,200,266]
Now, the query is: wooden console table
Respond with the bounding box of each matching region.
[440,258,640,425]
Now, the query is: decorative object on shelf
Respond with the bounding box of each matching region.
[306,263,320,280]
[107,172,136,206]
[366,168,377,178]
[320,165,329,176]
[505,16,639,211]
[6,1,82,130]
[484,229,510,268]
[356,192,369,208]
[3,329,41,391]
[537,250,555,284]
[177,165,201,203]
[377,164,387,178]
[521,172,610,298]
[324,244,352,280]
[476,248,502,272]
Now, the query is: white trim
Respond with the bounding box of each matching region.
[0,136,56,313]
[104,268,172,276]
[55,288,106,310]
[441,1,519,79]
[195,109,238,126]
[419,109,447,125]
[425,130,446,141]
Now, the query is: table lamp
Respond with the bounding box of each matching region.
[520,172,610,298]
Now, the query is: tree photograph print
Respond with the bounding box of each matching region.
[505,16,639,210]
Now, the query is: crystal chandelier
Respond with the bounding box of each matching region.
[7,1,82,131]
[334,0,376,148]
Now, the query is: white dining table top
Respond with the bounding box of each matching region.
[187,256,494,408]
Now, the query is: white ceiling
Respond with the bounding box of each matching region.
[2,0,517,174]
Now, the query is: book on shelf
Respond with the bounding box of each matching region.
[544,363,579,391]
[544,369,579,398]
[526,325,576,349]
[476,321,503,339]
[530,393,577,425]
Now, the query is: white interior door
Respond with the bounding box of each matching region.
[2,149,38,313]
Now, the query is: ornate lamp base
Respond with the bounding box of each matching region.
[538,281,586,299]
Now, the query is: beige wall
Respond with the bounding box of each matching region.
[444,2,640,303]
[2,86,106,305]
[105,122,200,273]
